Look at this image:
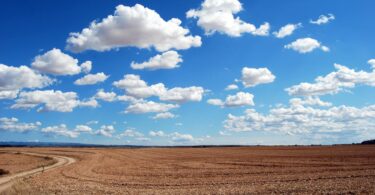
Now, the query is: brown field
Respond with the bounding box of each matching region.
[0,152,55,176]
[1,145,375,194]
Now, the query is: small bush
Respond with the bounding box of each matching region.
[0,168,10,175]
[44,156,53,160]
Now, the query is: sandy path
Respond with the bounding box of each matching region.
[0,152,76,193]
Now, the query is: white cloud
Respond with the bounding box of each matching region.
[78,99,99,108]
[289,97,332,107]
[125,101,179,114]
[113,74,205,102]
[119,129,144,137]
[149,130,166,137]
[116,95,140,103]
[74,72,109,85]
[273,23,301,38]
[286,63,375,96]
[310,14,335,25]
[219,131,231,136]
[241,67,275,87]
[74,125,93,133]
[41,124,79,138]
[0,64,53,99]
[80,61,92,74]
[207,92,254,107]
[94,89,117,102]
[171,132,194,142]
[224,92,254,107]
[113,74,165,98]
[31,48,88,75]
[187,0,269,37]
[66,4,201,52]
[225,84,238,90]
[159,86,205,103]
[0,117,41,132]
[224,101,375,142]
[252,22,270,36]
[284,38,329,53]
[92,89,139,103]
[321,46,330,52]
[86,120,99,125]
[11,90,97,112]
[207,98,224,106]
[152,112,176,119]
[0,90,19,100]
[131,51,182,70]
[96,125,115,137]
[368,59,375,69]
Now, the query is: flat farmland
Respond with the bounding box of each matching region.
[1,145,375,194]
[0,152,55,175]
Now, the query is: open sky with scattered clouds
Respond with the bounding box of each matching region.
[1,0,375,145]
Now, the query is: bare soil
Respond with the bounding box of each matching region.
[0,152,55,176]
[1,145,375,194]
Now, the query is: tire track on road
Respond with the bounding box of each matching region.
[0,152,76,193]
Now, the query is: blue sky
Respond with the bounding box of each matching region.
[1,0,375,145]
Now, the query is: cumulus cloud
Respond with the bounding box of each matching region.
[113,74,165,98]
[11,90,97,112]
[0,90,19,100]
[74,72,109,85]
[125,101,179,114]
[66,4,201,53]
[284,38,329,53]
[96,125,115,137]
[31,48,89,75]
[159,86,205,103]
[208,92,254,107]
[207,98,224,106]
[0,117,41,132]
[225,84,238,90]
[41,124,79,138]
[225,92,255,107]
[113,74,205,102]
[273,23,301,38]
[80,61,92,74]
[224,101,375,141]
[94,89,117,102]
[289,97,332,107]
[119,129,144,137]
[252,22,270,36]
[310,14,335,25]
[171,132,194,142]
[74,125,93,133]
[368,59,375,69]
[131,51,182,70]
[0,64,53,99]
[241,67,275,87]
[152,112,176,120]
[286,63,375,96]
[79,99,99,108]
[92,89,139,103]
[186,0,269,37]
[149,130,166,137]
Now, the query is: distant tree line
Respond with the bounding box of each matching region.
[361,139,375,145]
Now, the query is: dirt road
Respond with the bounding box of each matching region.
[0,152,76,193]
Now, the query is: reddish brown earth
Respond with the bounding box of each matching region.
[1,145,375,194]
[0,152,55,175]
